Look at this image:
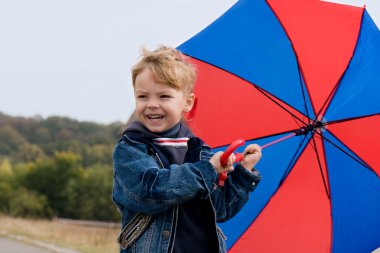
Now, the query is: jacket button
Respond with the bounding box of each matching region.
[162,230,170,237]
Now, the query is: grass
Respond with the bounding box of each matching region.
[0,215,120,253]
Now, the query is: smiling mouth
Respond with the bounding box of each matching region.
[146,114,164,120]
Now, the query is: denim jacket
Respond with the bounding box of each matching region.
[112,134,261,253]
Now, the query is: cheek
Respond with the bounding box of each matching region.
[134,102,145,115]
[135,99,145,108]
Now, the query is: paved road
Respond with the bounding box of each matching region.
[0,237,53,253]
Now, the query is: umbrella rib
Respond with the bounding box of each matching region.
[253,85,308,125]
[316,79,341,119]
[291,114,304,129]
[279,134,310,186]
[183,54,309,126]
[266,0,317,121]
[310,134,331,199]
[297,66,314,124]
[327,113,379,126]
[316,9,366,118]
[314,130,371,170]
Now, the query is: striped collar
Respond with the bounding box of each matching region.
[153,137,190,147]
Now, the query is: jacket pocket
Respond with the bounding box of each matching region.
[118,213,152,250]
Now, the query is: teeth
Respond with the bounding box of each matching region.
[147,115,163,119]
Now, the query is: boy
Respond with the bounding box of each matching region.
[112,46,262,253]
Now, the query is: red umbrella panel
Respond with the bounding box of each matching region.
[178,0,380,252]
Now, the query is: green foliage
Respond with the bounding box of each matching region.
[8,188,53,218]
[23,152,84,217]
[0,112,125,221]
[0,181,12,212]
[0,125,27,155]
[0,111,124,160]
[0,159,14,212]
[16,143,45,162]
[81,144,114,167]
[0,158,13,176]
[64,165,120,221]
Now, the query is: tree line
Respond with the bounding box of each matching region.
[0,112,126,221]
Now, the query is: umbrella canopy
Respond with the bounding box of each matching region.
[178,0,380,252]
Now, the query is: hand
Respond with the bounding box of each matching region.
[240,144,262,171]
[209,151,236,174]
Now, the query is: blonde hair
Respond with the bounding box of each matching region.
[132,46,196,95]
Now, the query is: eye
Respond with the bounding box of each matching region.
[160,94,172,99]
[137,94,147,99]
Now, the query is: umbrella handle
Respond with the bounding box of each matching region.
[219,139,245,187]
[218,133,301,186]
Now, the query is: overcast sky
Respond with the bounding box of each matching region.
[0,0,379,124]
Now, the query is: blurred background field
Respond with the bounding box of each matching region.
[0,215,120,253]
[0,112,123,252]
[0,112,122,221]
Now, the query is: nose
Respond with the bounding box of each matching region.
[146,98,159,109]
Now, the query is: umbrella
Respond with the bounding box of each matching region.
[178,0,380,252]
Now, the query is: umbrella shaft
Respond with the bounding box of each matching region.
[261,133,296,149]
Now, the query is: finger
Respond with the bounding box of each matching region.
[244,144,261,155]
[227,165,234,172]
[225,153,236,166]
[230,153,236,164]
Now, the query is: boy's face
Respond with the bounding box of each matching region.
[134,68,194,133]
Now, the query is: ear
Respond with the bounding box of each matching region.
[184,93,195,112]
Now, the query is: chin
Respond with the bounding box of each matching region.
[146,125,166,133]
